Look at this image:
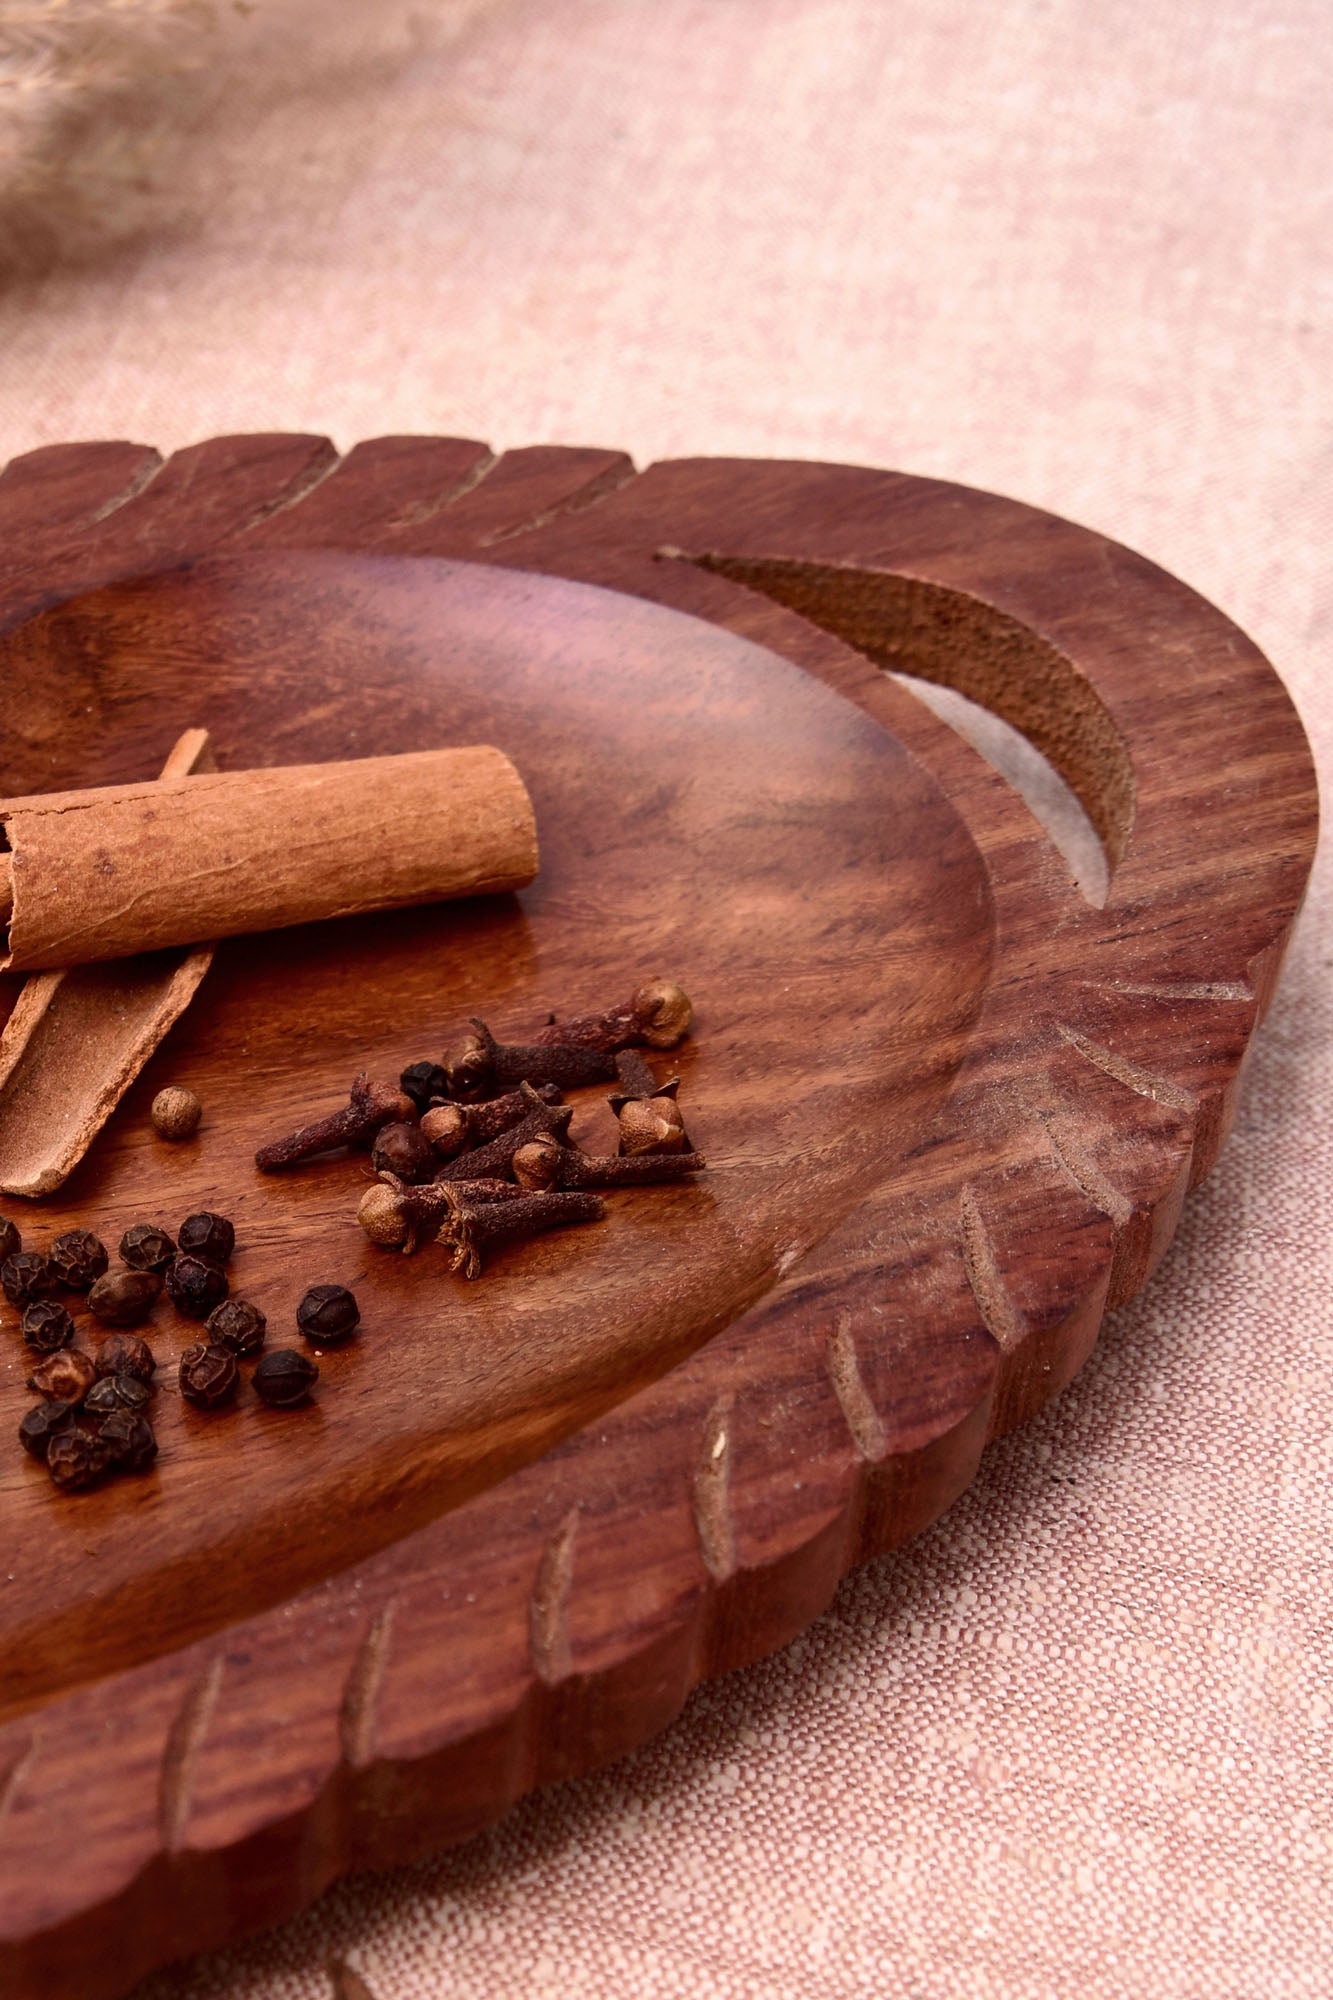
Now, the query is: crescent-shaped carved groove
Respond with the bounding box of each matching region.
[688,554,1136,871]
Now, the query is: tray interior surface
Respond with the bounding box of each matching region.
[0,550,994,1721]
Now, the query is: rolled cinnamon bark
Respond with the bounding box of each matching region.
[0,745,537,972]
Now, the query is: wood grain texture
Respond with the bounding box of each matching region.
[0,439,1316,2000]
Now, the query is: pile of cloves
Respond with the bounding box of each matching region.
[254,978,706,1277]
[3,1207,324,1496]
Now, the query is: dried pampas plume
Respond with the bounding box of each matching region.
[0,0,218,273]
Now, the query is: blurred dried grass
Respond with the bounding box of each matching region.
[0,0,218,271]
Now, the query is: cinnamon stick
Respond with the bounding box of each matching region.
[0,744,537,973]
[0,728,218,1197]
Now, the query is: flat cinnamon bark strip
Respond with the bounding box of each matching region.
[0,730,216,1198]
[0,745,538,973]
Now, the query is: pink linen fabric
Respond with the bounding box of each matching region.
[1,2,1329,1994]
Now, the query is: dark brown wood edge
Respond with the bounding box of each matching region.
[0,439,1317,1999]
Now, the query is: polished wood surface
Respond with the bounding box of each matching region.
[0,438,1316,1999]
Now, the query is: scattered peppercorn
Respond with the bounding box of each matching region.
[2,1249,58,1307]
[370,1119,435,1183]
[119,1222,177,1273]
[28,1348,98,1405]
[20,1298,75,1354]
[399,1059,449,1112]
[253,1349,319,1407]
[206,1297,266,1357]
[98,1411,158,1473]
[85,1372,152,1418]
[18,1400,74,1460]
[49,1228,109,1292]
[88,1268,162,1326]
[47,1426,112,1491]
[94,1332,156,1382]
[177,1211,235,1264]
[151,1085,202,1141]
[166,1253,229,1319]
[0,1214,21,1264]
[296,1284,360,1346]
[178,1341,239,1408]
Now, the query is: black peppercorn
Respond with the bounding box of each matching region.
[2,1250,58,1307]
[94,1332,156,1382]
[400,1059,449,1111]
[0,1214,21,1265]
[370,1119,435,1183]
[253,1348,319,1407]
[88,1268,162,1327]
[85,1372,153,1418]
[178,1341,239,1408]
[98,1411,158,1473]
[18,1400,74,1460]
[49,1229,109,1292]
[20,1298,75,1354]
[119,1222,177,1273]
[166,1253,229,1320]
[177,1212,235,1264]
[205,1297,266,1357]
[295,1284,360,1346]
[28,1348,97,1405]
[47,1426,111,1491]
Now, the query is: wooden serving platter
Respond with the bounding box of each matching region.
[0,438,1316,1999]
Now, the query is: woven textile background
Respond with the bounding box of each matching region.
[1,2,1329,1995]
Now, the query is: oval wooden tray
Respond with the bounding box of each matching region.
[0,438,1317,1999]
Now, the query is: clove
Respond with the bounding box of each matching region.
[443,1019,616,1100]
[464,1079,563,1141]
[358,1173,527,1252]
[419,1103,471,1159]
[436,1187,604,1279]
[511,1134,707,1192]
[535,977,692,1054]
[433,1084,573,1183]
[420,1082,563,1159]
[608,1048,688,1155]
[357,1175,454,1253]
[438,1177,527,1204]
[255,1074,415,1172]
